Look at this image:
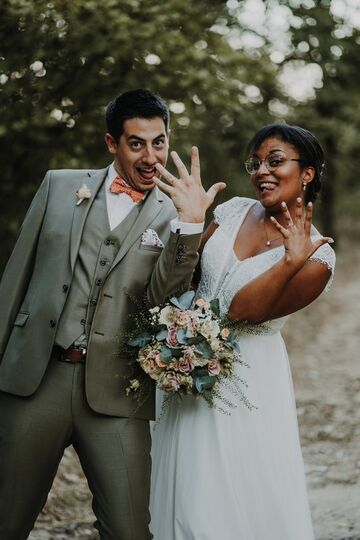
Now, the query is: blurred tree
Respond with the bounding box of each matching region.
[0,0,279,270]
[277,0,360,240]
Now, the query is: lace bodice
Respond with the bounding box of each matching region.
[196,197,336,335]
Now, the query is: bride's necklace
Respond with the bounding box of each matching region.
[262,217,283,247]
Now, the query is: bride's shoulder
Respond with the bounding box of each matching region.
[213,196,256,226]
[309,226,336,288]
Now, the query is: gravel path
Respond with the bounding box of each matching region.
[30,245,360,540]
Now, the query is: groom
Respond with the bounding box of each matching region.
[0,89,225,539]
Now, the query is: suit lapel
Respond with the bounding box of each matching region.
[109,186,163,273]
[70,168,108,271]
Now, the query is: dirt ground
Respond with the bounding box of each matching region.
[30,243,360,540]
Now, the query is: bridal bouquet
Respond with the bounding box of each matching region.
[126,290,250,410]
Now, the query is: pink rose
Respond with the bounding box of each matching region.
[208,359,221,376]
[176,310,192,327]
[166,327,180,348]
[178,356,194,374]
[154,352,167,368]
[162,371,181,392]
[141,357,158,375]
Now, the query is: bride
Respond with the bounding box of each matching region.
[150,124,335,540]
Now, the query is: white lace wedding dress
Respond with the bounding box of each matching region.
[150,197,335,540]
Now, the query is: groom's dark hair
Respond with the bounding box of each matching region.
[106,89,170,142]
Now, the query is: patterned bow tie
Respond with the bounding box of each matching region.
[109,176,145,203]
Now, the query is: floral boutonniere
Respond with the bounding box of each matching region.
[75,183,92,205]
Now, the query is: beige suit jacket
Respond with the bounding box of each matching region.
[0,167,202,419]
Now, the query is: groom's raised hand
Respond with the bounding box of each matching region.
[153,146,226,223]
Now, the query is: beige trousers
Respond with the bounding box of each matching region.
[0,357,152,540]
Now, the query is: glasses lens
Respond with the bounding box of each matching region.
[244,158,259,174]
[267,157,285,171]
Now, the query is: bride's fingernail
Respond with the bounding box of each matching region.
[281,201,286,208]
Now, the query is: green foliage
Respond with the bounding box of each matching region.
[275,0,360,239]
[1,0,358,270]
[0,0,278,270]
[169,290,195,310]
[128,331,152,347]
[193,368,216,392]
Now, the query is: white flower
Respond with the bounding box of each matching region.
[158,305,175,326]
[150,306,160,314]
[199,319,220,340]
[75,183,92,205]
[210,337,221,351]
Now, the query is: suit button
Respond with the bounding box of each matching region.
[96,279,102,286]
[90,299,97,306]
[62,284,69,292]
[100,259,107,266]
[104,239,111,246]
[49,319,56,328]
[81,318,86,325]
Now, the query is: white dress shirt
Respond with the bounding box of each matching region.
[105,163,204,234]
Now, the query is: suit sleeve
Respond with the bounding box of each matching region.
[146,230,202,307]
[0,172,50,359]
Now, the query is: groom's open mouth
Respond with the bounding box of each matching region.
[136,167,159,182]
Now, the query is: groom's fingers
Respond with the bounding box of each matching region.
[190,146,201,184]
[152,175,174,195]
[155,163,177,185]
[206,182,226,203]
[170,151,189,181]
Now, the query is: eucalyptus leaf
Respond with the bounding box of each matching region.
[176,328,188,344]
[156,327,168,341]
[160,345,173,363]
[195,340,213,359]
[225,333,241,353]
[186,336,204,345]
[169,290,195,310]
[185,326,195,338]
[209,298,220,317]
[171,348,184,358]
[128,332,152,347]
[193,373,216,393]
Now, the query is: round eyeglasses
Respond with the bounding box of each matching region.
[244,156,302,175]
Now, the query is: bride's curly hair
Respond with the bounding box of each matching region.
[246,123,324,203]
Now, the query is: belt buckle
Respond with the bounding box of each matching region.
[77,345,87,358]
[61,345,87,362]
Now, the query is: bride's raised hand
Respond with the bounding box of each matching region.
[270,198,333,269]
[153,146,226,223]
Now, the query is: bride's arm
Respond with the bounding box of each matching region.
[227,199,333,323]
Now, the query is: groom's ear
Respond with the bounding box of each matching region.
[104,133,118,155]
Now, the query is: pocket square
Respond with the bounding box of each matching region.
[141,229,164,248]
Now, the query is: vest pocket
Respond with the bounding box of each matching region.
[14,311,30,327]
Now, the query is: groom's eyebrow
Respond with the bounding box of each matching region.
[127,133,166,142]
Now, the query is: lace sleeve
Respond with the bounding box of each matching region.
[213,197,254,232]
[309,242,336,291]
[213,198,236,226]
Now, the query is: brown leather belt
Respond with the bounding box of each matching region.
[53,345,87,363]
